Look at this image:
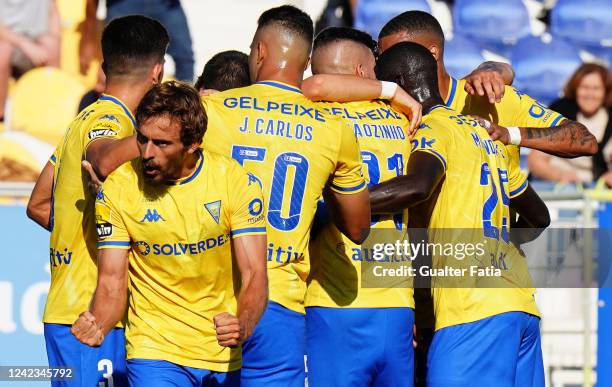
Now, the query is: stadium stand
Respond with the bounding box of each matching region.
[354,0,431,39]
[551,0,612,57]
[452,0,531,57]
[10,67,86,146]
[443,33,486,79]
[511,34,582,105]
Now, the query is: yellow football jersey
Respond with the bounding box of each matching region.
[45,94,135,325]
[202,81,366,314]
[445,77,565,197]
[413,105,539,330]
[306,100,414,309]
[96,150,266,371]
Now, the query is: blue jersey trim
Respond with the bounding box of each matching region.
[50,154,57,163]
[550,114,563,127]
[231,227,267,236]
[98,241,131,247]
[331,180,366,193]
[510,180,528,197]
[445,77,458,108]
[99,94,137,127]
[257,81,303,94]
[166,150,204,186]
[426,104,447,115]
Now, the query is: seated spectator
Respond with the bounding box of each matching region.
[194,50,250,94]
[528,63,612,186]
[0,0,60,123]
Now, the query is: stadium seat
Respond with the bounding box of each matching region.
[551,0,612,51]
[443,34,485,79]
[57,0,99,87]
[354,0,431,39]
[511,35,582,105]
[453,0,531,56]
[11,67,87,146]
[0,131,53,182]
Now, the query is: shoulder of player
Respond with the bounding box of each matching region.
[103,160,138,192]
[202,150,243,174]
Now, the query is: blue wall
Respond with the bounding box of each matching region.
[0,204,49,375]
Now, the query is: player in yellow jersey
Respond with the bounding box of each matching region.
[26,16,168,386]
[201,6,371,387]
[303,27,415,387]
[377,11,597,182]
[71,82,268,387]
[372,42,548,387]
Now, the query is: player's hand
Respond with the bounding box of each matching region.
[199,89,219,97]
[413,324,417,349]
[472,116,511,144]
[71,311,104,346]
[214,312,243,347]
[464,68,505,104]
[389,87,422,138]
[82,160,103,196]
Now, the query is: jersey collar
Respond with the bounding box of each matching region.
[426,104,447,114]
[444,76,458,108]
[256,80,302,94]
[166,150,204,186]
[99,94,137,127]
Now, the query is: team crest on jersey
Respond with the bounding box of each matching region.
[204,200,222,224]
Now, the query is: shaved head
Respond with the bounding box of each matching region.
[311,27,377,79]
[378,11,444,60]
[249,5,314,83]
[312,40,375,78]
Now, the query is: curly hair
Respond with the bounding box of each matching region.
[136,81,207,147]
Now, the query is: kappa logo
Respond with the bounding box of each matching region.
[140,209,165,222]
[100,114,119,123]
[204,200,221,224]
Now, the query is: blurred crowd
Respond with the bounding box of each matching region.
[0,0,611,187]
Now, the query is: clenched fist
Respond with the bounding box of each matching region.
[214,312,243,347]
[71,311,104,347]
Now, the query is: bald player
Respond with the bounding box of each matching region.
[306,27,415,386]
[201,6,371,386]
[377,11,597,159]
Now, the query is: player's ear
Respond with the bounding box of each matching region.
[356,63,365,78]
[428,45,441,61]
[187,142,200,154]
[151,62,164,84]
[256,41,266,65]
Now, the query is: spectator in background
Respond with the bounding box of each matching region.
[0,0,60,123]
[81,0,195,82]
[528,63,612,186]
[194,50,250,94]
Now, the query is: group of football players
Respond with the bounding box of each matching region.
[27,4,598,387]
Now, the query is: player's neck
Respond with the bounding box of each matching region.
[172,151,200,182]
[256,67,304,89]
[437,64,451,104]
[104,82,150,117]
